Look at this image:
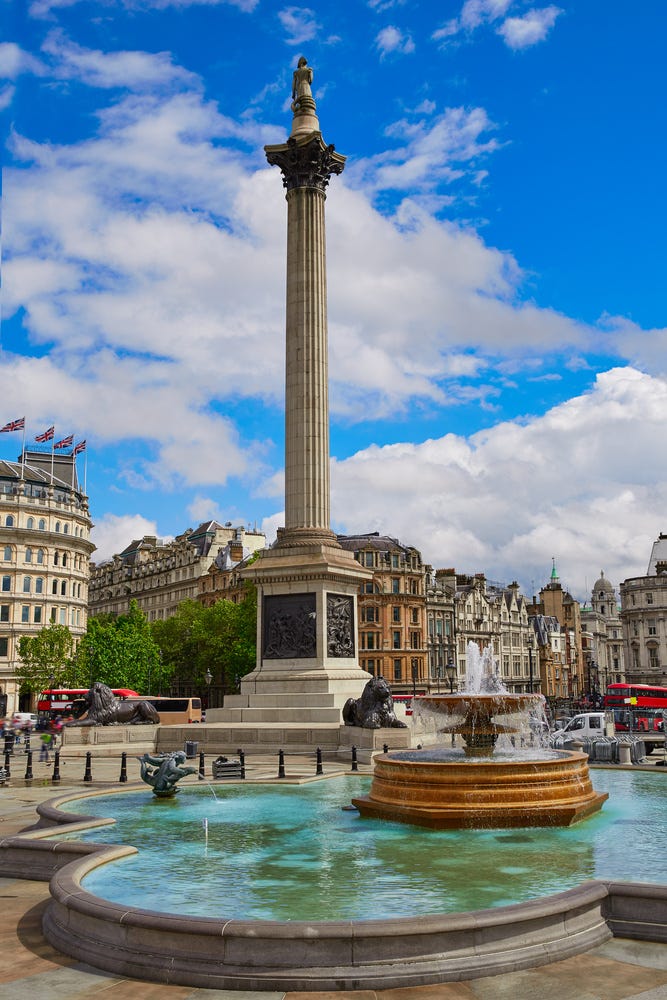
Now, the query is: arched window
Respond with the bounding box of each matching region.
[37,549,44,564]
[55,521,61,532]
[52,580,58,595]
[60,580,67,596]
[54,552,60,566]
[3,546,11,561]
[23,576,31,593]
[26,517,34,529]
[62,552,68,567]
[25,547,33,563]
[38,519,46,530]
[63,524,69,534]
[5,516,14,527]
[36,578,44,594]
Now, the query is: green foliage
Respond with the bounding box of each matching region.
[17,624,75,693]
[151,585,257,695]
[74,600,166,693]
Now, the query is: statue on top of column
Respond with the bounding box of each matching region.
[292,56,313,110]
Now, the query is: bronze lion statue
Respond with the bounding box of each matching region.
[65,682,160,726]
[343,676,408,729]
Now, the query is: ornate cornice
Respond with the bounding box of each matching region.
[265,133,346,194]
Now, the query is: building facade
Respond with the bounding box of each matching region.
[619,534,667,685]
[528,561,585,702]
[89,523,265,622]
[580,571,625,697]
[337,533,427,694]
[0,451,93,715]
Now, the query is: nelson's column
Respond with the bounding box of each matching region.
[217,59,382,751]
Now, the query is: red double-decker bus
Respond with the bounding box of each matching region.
[38,688,140,721]
[604,683,667,732]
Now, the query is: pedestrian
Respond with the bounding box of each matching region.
[39,731,52,763]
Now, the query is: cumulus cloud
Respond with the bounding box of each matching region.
[0,42,46,78]
[41,31,199,90]
[433,0,561,50]
[278,7,320,46]
[331,368,667,599]
[375,26,415,57]
[91,512,165,563]
[498,6,562,49]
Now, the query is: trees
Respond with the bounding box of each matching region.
[75,600,167,693]
[151,587,257,701]
[17,623,75,695]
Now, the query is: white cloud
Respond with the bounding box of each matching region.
[331,368,667,598]
[91,512,163,563]
[0,42,45,78]
[348,105,501,196]
[30,0,256,17]
[498,6,562,49]
[41,31,199,90]
[278,7,320,46]
[375,26,416,57]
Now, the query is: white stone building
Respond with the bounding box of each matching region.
[0,450,94,715]
[619,534,667,685]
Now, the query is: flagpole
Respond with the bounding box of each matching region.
[20,419,26,477]
[50,430,55,484]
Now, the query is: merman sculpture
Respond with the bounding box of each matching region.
[138,750,197,797]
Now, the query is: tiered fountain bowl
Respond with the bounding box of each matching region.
[352,646,608,830]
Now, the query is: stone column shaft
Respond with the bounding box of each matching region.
[285,185,329,531]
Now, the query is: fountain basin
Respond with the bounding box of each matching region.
[352,749,608,828]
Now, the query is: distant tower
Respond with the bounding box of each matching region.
[225,59,373,739]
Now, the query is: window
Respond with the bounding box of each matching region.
[35,577,44,594]
[392,579,400,594]
[37,548,44,564]
[366,659,375,675]
[25,547,33,563]
[0,606,8,622]
[649,649,659,670]
[648,619,657,636]
[34,606,42,623]
[393,658,401,682]
[393,606,400,623]
[38,519,46,530]
[1,576,10,592]
[411,632,421,650]
[0,638,8,656]
[23,576,31,593]
[3,546,11,561]
[364,632,376,650]
[52,580,58,595]
[26,517,34,529]
[54,551,60,565]
[20,604,30,622]
[392,554,399,568]
[364,552,373,568]
[63,524,69,534]
[411,608,419,625]
[436,619,443,636]
[59,608,66,624]
[55,522,61,532]
[60,580,67,596]
[393,630,401,649]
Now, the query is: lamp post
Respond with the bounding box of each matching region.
[205,668,212,711]
[411,660,417,699]
[446,658,455,694]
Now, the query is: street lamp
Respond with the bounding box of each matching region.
[446,658,455,694]
[411,660,418,699]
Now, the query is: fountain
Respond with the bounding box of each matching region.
[352,643,608,828]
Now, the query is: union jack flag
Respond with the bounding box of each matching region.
[0,417,25,433]
[73,440,87,455]
[53,434,74,450]
[35,426,55,442]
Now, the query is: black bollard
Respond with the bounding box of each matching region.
[119,752,128,783]
[24,749,33,780]
[351,745,358,772]
[24,733,31,755]
[4,750,10,778]
[83,751,93,782]
[383,743,389,754]
[238,748,246,779]
[52,750,61,783]
[198,751,205,780]
[278,749,286,778]
[316,747,323,775]
[3,733,13,756]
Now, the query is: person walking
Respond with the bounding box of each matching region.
[39,730,52,763]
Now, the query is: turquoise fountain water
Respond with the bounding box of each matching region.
[60,769,665,922]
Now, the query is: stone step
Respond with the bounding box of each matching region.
[220,692,340,710]
[213,706,343,724]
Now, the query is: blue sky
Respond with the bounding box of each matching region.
[1,0,666,600]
